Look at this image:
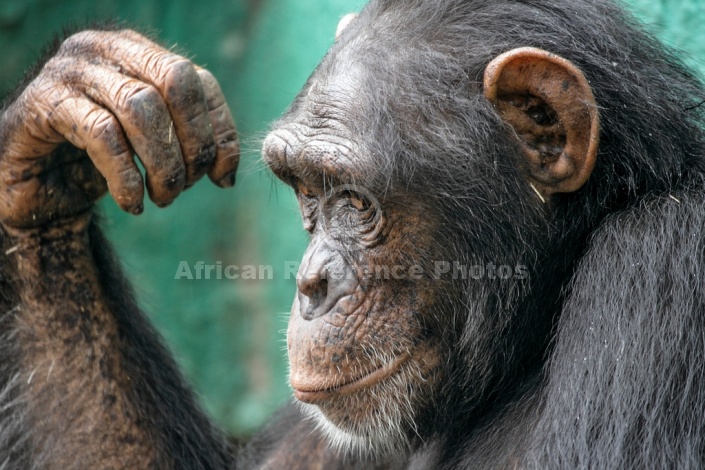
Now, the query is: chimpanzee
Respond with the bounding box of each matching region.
[1,0,704,468]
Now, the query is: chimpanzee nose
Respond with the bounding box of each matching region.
[297,271,329,320]
[296,239,357,320]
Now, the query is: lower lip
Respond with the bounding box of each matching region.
[293,354,411,404]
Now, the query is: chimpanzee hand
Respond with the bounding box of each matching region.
[0,29,239,229]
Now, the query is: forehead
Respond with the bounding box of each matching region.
[264,4,474,192]
[264,50,394,187]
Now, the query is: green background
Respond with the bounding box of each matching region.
[0,0,702,436]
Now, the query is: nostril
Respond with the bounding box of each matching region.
[318,278,328,297]
[296,241,359,320]
[309,278,328,305]
[300,276,327,302]
[298,271,322,297]
[298,276,329,320]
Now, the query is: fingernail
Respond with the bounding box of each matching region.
[219,173,236,187]
[156,201,172,208]
[131,203,144,215]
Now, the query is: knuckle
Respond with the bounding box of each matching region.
[33,57,77,91]
[24,81,57,108]
[141,52,189,87]
[89,112,118,139]
[59,31,88,50]
[11,86,65,144]
[141,48,166,75]
[197,68,217,86]
[128,83,161,105]
[117,28,142,39]
[196,69,224,107]
[120,29,163,51]
[123,84,166,120]
[58,30,102,56]
[166,58,200,84]
[87,112,125,155]
[42,56,63,74]
[163,59,204,105]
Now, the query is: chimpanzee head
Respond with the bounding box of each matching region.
[263,0,705,458]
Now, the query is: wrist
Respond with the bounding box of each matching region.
[3,210,93,251]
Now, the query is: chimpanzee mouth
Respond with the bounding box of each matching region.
[293,354,411,404]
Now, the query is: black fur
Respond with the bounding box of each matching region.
[1,0,704,468]
[89,219,234,469]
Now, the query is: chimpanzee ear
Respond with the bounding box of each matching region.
[483,47,600,196]
[336,13,357,40]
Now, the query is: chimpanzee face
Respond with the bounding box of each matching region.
[263,59,447,455]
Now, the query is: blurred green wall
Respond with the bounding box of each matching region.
[0,0,702,436]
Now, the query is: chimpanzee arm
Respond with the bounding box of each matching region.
[0,213,236,469]
[0,29,243,469]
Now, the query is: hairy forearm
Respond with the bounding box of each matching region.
[2,213,233,469]
[4,213,155,468]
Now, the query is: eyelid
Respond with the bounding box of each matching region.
[338,190,370,211]
[350,193,369,211]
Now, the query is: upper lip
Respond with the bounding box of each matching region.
[292,353,411,404]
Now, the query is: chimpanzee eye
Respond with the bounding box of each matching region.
[341,190,370,212]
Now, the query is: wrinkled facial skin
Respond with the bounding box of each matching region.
[263,135,445,456]
[262,73,449,457]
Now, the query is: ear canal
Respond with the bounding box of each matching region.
[483,47,600,195]
[336,13,357,40]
